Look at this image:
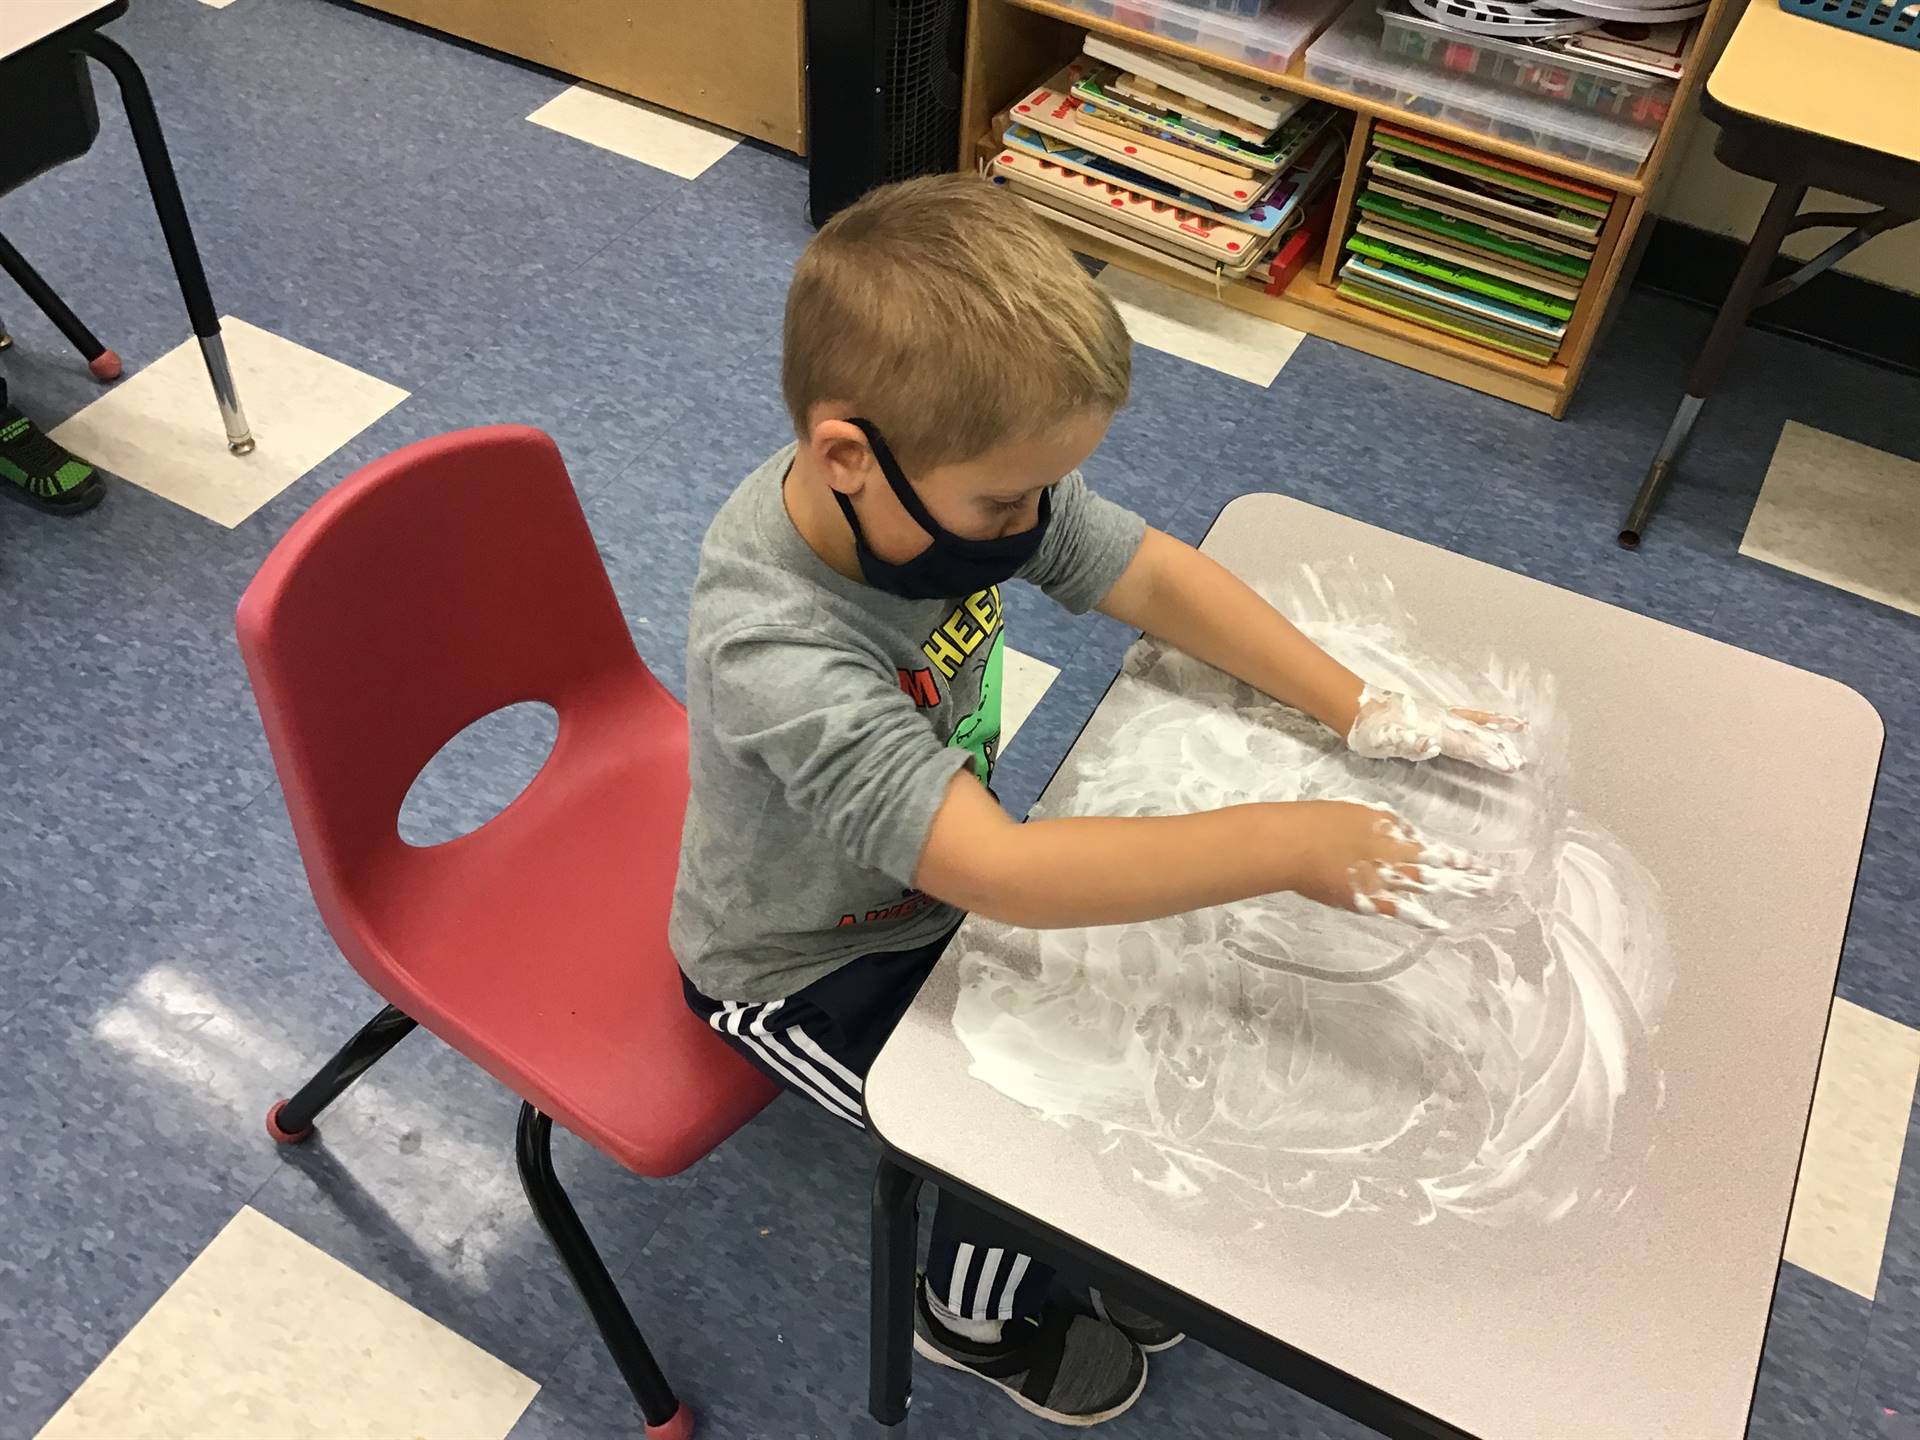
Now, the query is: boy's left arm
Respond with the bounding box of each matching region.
[1098,528,1526,774]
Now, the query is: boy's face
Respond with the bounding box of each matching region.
[817,409,1112,560]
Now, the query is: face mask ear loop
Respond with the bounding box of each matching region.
[848,417,951,541]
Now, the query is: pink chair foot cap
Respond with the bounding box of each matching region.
[645,1405,694,1440]
[266,1099,314,1145]
[89,350,123,382]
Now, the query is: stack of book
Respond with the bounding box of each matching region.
[1336,124,1612,364]
[989,35,1342,287]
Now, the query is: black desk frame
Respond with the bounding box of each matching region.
[1619,90,1918,547]
[0,2,254,454]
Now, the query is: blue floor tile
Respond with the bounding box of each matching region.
[1749,1263,1874,1438]
[0,798,345,1429]
[1855,1090,1920,1435]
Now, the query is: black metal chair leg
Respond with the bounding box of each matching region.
[268,1004,418,1142]
[516,1103,688,1437]
[870,1152,922,1426]
[0,231,120,379]
[75,33,253,452]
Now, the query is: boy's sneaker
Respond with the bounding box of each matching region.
[914,1277,1146,1427]
[1089,1287,1186,1353]
[0,405,103,514]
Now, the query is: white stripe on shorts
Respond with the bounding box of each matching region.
[996,1254,1033,1320]
[971,1247,1005,1320]
[719,1002,861,1125]
[750,1006,864,1119]
[786,1024,866,1094]
[948,1242,976,1317]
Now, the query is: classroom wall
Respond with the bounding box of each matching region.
[1656,112,1920,297]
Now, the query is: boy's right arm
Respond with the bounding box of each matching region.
[916,772,1488,933]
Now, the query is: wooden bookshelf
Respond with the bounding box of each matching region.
[961,0,1737,417]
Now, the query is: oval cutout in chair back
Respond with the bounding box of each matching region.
[398,701,559,847]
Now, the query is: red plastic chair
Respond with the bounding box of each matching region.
[236,425,777,1440]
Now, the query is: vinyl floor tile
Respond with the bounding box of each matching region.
[36,1207,537,1440]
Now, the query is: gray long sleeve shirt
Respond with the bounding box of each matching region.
[669,444,1145,1003]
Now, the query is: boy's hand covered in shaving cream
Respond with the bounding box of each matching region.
[1295,801,1500,933]
[1346,685,1528,774]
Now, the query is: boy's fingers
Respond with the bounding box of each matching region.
[1416,841,1492,874]
[1441,724,1527,775]
[1449,707,1528,732]
[1385,894,1449,932]
[1383,861,1500,899]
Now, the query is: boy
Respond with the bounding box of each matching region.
[672,175,1520,1426]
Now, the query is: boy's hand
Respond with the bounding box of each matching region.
[1292,800,1499,932]
[1345,685,1528,774]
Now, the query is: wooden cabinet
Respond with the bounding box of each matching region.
[356,0,807,154]
[963,0,1735,417]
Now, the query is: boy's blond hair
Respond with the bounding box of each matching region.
[782,174,1131,472]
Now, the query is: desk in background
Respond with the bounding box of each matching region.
[0,0,252,453]
[867,492,1880,1439]
[1619,0,1920,546]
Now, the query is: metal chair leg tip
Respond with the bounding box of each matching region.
[228,435,257,456]
[1616,529,1642,550]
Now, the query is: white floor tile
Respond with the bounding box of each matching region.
[528,84,738,180]
[1001,646,1060,750]
[1742,422,1920,617]
[1784,998,1920,1299]
[37,1206,538,1440]
[1098,266,1305,386]
[49,317,407,528]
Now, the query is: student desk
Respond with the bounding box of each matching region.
[0,0,253,452]
[1619,0,1920,547]
[865,494,1882,1438]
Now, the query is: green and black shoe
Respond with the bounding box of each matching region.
[0,404,103,514]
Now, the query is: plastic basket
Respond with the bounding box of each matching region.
[1778,0,1920,50]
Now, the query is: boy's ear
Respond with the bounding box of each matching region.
[809,416,874,495]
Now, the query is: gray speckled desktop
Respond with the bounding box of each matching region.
[867,493,1883,1440]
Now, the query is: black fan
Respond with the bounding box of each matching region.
[807,0,968,226]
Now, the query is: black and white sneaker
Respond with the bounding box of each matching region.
[1090,1287,1186,1353]
[914,1277,1147,1427]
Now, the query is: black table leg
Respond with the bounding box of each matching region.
[870,1152,923,1427]
[78,32,254,455]
[1619,179,1807,549]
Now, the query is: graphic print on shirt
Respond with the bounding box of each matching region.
[950,630,1004,784]
[846,588,1005,930]
[923,586,1004,785]
[920,587,1004,678]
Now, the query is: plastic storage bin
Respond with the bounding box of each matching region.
[1055,0,1348,71]
[1378,5,1677,128]
[1779,0,1920,50]
[1171,0,1276,17]
[1304,0,1656,173]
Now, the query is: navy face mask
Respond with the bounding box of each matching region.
[833,418,1052,602]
